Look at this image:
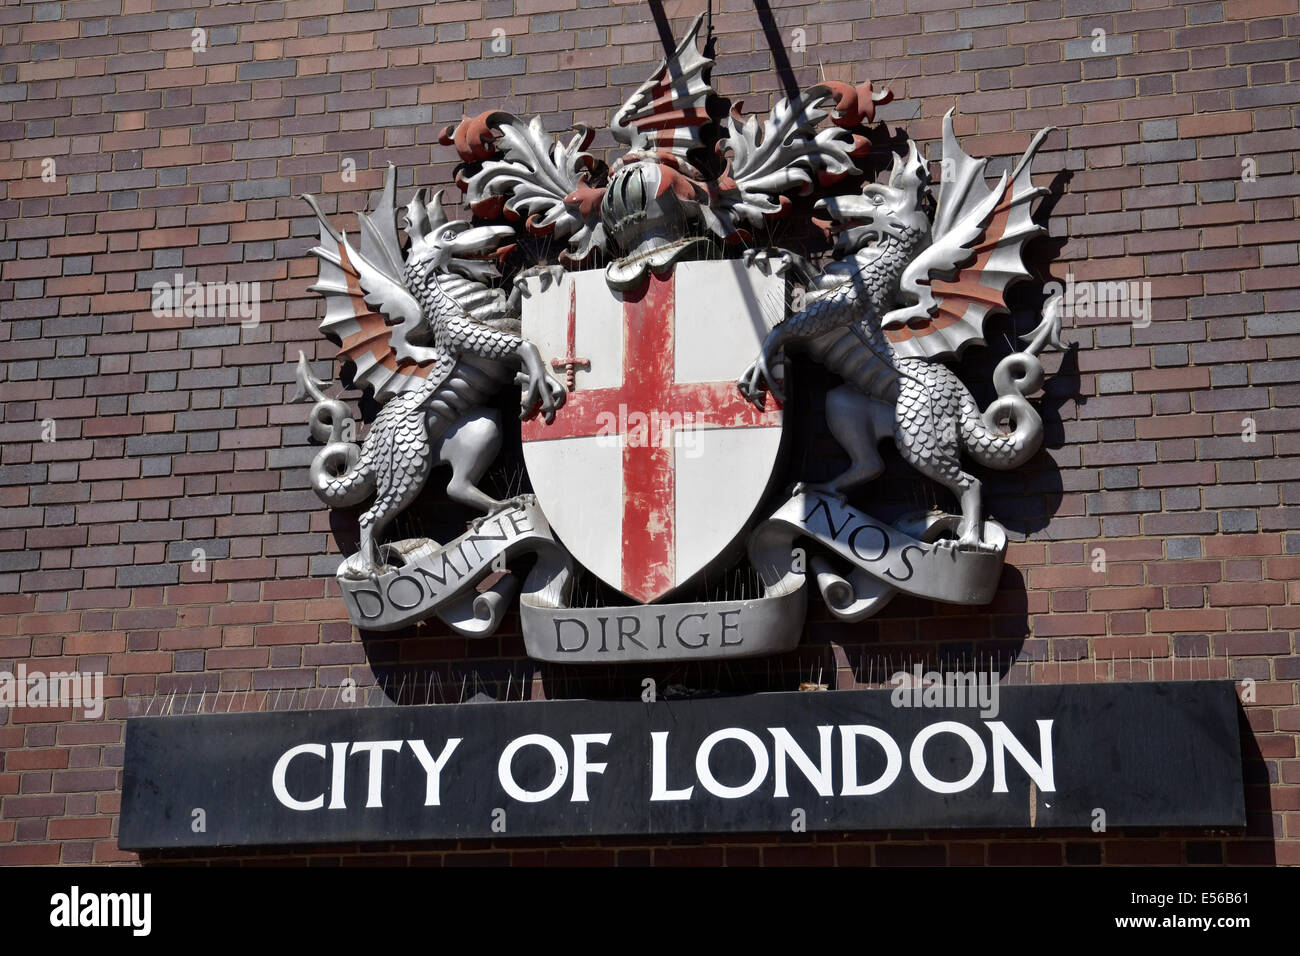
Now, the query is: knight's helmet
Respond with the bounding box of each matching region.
[601,12,722,289]
[600,161,698,257]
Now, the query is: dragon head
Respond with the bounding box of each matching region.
[814,141,931,260]
[404,188,516,282]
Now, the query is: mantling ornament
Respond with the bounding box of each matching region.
[293,14,1066,662]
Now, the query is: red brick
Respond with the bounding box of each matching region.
[0,844,62,866]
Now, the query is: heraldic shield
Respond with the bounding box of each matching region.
[521,261,787,604]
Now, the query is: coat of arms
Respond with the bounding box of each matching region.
[293,16,1065,662]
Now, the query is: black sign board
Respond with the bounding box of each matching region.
[119,681,1244,849]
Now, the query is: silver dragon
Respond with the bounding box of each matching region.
[296,168,566,578]
[740,112,1066,550]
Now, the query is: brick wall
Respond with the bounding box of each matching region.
[1,0,1298,866]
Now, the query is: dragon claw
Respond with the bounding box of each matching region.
[930,528,996,553]
[513,264,566,298]
[517,366,566,424]
[737,365,765,409]
[737,351,786,407]
[791,482,845,504]
[471,494,536,531]
[741,247,809,281]
[340,552,387,580]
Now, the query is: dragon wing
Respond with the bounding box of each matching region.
[302,165,441,403]
[883,110,1054,362]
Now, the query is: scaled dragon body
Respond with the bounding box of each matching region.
[297,169,566,577]
[740,113,1064,550]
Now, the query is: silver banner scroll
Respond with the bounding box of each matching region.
[338,501,571,636]
[339,493,1005,661]
[751,492,1007,622]
[518,584,806,664]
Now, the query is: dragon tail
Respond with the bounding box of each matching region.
[961,295,1064,470]
[295,352,376,507]
[310,443,375,507]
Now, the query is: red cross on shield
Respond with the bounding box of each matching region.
[521,260,788,603]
